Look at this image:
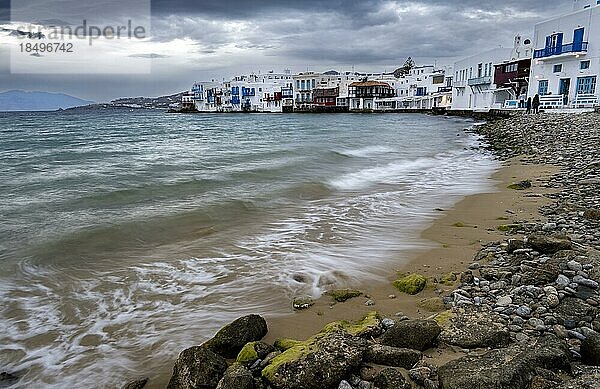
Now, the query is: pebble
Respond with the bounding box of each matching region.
[497,296,512,307]
[547,294,560,308]
[338,380,353,389]
[516,306,532,318]
[364,300,375,306]
[567,260,583,272]
[556,274,570,288]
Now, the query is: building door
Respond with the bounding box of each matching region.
[573,28,584,52]
[559,78,570,106]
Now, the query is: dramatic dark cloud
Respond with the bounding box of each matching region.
[0,0,574,100]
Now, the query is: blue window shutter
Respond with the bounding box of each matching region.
[545,36,552,56]
[556,33,564,54]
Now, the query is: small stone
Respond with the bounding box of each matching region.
[338,380,353,389]
[388,294,396,299]
[516,306,532,318]
[382,318,395,329]
[497,296,512,307]
[468,262,481,270]
[556,274,570,288]
[567,260,584,272]
[547,294,560,308]
[573,275,599,289]
[365,299,375,306]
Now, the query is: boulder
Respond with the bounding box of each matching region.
[379,320,441,351]
[437,335,571,389]
[439,312,512,349]
[364,344,421,368]
[167,346,228,389]
[261,330,367,389]
[122,377,148,389]
[527,233,572,254]
[555,298,598,323]
[581,332,600,366]
[372,368,410,389]
[392,274,427,295]
[204,315,268,358]
[236,341,276,365]
[216,363,255,389]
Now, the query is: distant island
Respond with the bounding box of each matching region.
[0,90,94,112]
[0,90,184,112]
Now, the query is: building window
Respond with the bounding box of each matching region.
[580,60,591,70]
[553,64,563,73]
[538,80,549,95]
[577,76,596,95]
[505,63,518,73]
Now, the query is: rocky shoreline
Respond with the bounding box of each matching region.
[153,112,600,389]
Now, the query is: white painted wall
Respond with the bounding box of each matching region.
[528,4,599,106]
[451,48,513,110]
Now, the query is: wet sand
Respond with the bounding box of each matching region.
[152,157,558,387]
[264,157,559,347]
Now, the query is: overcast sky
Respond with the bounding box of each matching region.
[0,0,572,101]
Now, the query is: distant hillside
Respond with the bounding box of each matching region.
[109,93,184,109]
[64,92,185,112]
[0,90,94,112]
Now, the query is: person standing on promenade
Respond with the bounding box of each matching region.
[526,97,532,114]
[533,94,540,114]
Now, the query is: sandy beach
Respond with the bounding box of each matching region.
[264,156,559,353]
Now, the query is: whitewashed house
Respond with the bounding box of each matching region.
[191,81,222,112]
[452,48,513,111]
[529,0,600,108]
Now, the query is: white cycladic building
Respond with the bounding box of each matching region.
[529,0,599,108]
[452,48,513,111]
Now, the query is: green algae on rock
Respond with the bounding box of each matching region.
[416,297,446,312]
[324,289,363,302]
[393,273,427,295]
[261,314,375,388]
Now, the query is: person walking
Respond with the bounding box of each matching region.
[533,94,540,114]
[526,97,532,114]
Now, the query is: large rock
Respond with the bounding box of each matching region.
[216,363,255,389]
[555,298,598,323]
[364,344,421,368]
[437,335,571,389]
[379,320,441,351]
[581,333,600,366]
[167,346,228,389]
[527,233,572,254]
[439,312,512,349]
[204,315,268,358]
[372,368,410,389]
[261,330,367,389]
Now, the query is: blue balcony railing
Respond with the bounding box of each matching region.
[534,42,588,59]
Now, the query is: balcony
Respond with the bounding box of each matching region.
[534,42,588,59]
[468,76,492,86]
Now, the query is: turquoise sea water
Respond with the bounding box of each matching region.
[0,111,498,387]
